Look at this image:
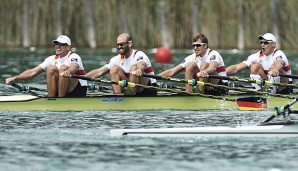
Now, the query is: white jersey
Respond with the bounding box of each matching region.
[39,51,87,86]
[179,53,206,69]
[180,48,227,76]
[105,49,156,83]
[243,49,292,76]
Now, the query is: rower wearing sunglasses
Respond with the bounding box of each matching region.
[226,33,292,94]
[5,35,87,97]
[158,33,228,95]
[86,33,157,96]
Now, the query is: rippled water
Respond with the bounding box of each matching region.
[1,48,298,171]
[1,110,298,171]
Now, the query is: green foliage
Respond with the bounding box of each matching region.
[0,0,297,50]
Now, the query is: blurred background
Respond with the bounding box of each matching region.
[1,0,298,86]
[1,0,298,50]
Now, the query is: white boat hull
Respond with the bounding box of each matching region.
[110,124,298,138]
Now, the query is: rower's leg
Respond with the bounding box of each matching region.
[58,65,70,97]
[46,65,59,97]
[251,63,267,80]
[129,65,149,94]
[110,66,128,94]
[185,62,200,93]
[250,63,266,91]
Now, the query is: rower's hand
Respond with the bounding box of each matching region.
[269,69,279,77]
[5,77,15,85]
[130,69,142,77]
[60,70,71,77]
[197,71,208,78]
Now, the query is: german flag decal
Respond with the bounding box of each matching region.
[236,96,267,111]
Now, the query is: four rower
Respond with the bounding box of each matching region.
[4,33,295,96]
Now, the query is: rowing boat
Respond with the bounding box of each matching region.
[2,74,298,111]
[0,93,297,111]
[110,121,298,137]
[110,99,298,137]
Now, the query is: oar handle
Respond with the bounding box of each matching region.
[11,82,22,90]
[10,83,39,96]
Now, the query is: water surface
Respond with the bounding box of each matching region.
[1,49,298,171]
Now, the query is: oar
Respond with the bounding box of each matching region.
[11,83,47,92]
[69,74,239,101]
[141,74,295,99]
[208,75,298,89]
[10,83,41,96]
[262,98,298,124]
[280,74,298,79]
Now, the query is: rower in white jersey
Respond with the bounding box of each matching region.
[5,35,87,97]
[226,33,293,94]
[159,33,228,95]
[86,33,157,96]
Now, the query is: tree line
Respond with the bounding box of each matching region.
[1,0,298,50]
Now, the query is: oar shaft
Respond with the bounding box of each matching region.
[70,75,237,101]
[142,74,187,83]
[262,98,298,124]
[280,74,298,79]
[70,74,93,81]
[142,74,163,80]
[207,75,233,81]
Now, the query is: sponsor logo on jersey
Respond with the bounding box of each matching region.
[71,58,78,62]
[210,55,216,60]
[137,56,144,61]
[276,55,282,60]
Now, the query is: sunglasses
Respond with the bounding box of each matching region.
[54,42,68,46]
[192,43,205,48]
[117,41,130,47]
[259,41,272,45]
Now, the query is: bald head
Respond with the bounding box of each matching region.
[117,33,132,43]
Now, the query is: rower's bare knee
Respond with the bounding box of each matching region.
[199,62,209,71]
[185,62,198,72]
[110,66,121,75]
[130,65,137,71]
[250,63,263,75]
[47,65,59,75]
[59,65,69,72]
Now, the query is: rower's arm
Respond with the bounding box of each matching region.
[203,61,217,74]
[226,62,248,76]
[67,63,79,74]
[86,66,109,78]
[158,65,184,77]
[5,65,44,84]
[269,60,285,77]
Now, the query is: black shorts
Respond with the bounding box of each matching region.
[204,80,228,96]
[66,82,87,97]
[135,81,157,96]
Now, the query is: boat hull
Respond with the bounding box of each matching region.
[110,124,298,138]
[0,94,297,111]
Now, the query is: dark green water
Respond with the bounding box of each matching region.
[1,48,298,171]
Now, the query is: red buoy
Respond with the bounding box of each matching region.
[154,47,172,63]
